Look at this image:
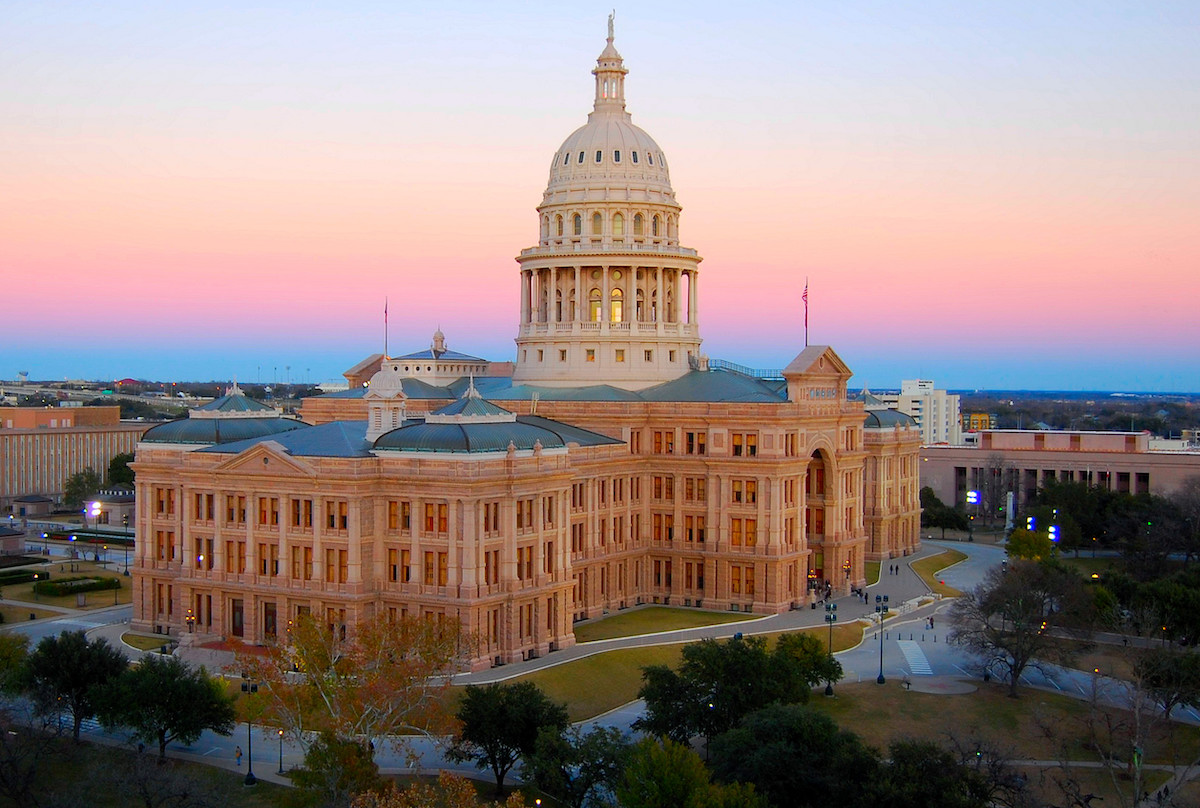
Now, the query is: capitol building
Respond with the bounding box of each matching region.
[131,24,922,669]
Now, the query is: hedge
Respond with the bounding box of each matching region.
[0,569,49,586]
[33,576,120,597]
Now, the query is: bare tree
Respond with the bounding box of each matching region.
[949,559,1093,697]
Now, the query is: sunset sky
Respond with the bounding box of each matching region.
[3,2,1197,391]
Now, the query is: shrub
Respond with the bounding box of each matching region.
[33,576,120,597]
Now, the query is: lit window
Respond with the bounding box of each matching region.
[537,350,544,362]
[614,150,621,162]
[632,151,639,164]
[615,349,625,363]
[586,349,596,362]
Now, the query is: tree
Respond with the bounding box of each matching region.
[25,630,127,742]
[63,467,101,511]
[949,559,1094,697]
[921,487,969,538]
[107,452,135,486]
[872,739,990,808]
[1170,475,1200,564]
[102,752,222,808]
[1133,647,1200,720]
[447,681,569,796]
[526,725,629,808]
[352,770,525,808]
[234,612,465,751]
[635,634,840,744]
[291,732,381,808]
[0,635,29,694]
[709,704,877,808]
[1004,528,1053,561]
[618,738,766,808]
[96,654,235,760]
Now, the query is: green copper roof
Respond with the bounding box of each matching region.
[196,393,274,412]
[372,415,622,454]
[141,417,307,445]
[863,410,917,428]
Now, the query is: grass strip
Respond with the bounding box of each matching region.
[911,549,967,597]
[573,606,755,644]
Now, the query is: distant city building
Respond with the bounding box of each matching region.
[1,406,148,513]
[130,24,923,668]
[961,412,997,432]
[867,380,962,446]
[921,429,1200,513]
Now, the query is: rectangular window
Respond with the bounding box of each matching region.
[732,432,758,457]
[424,551,435,585]
[615,349,625,362]
[644,349,653,362]
[586,349,596,362]
[559,349,567,361]
[388,548,399,582]
[438,552,448,586]
[686,431,706,455]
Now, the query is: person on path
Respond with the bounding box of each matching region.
[235,745,243,767]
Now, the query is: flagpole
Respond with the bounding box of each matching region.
[803,279,809,347]
[384,298,389,359]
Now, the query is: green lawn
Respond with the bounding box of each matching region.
[0,604,58,623]
[122,632,179,652]
[911,549,966,597]
[0,560,132,610]
[865,561,881,586]
[500,624,866,721]
[572,606,756,643]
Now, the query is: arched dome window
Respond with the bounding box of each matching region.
[633,214,644,236]
[563,152,570,166]
[632,151,639,164]
[610,287,624,322]
[652,215,660,237]
[613,213,624,236]
[589,288,602,322]
[574,214,582,236]
[592,212,603,236]
[556,215,564,237]
[578,151,585,164]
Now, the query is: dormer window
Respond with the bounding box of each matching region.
[648,154,653,165]
[595,150,602,163]
[563,153,569,166]
[632,152,639,164]
[614,150,621,163]
[578,151,585,164]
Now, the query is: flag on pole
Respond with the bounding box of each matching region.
[803,279,809,345]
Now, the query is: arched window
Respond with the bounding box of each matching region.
[574,214,582,236]
[540,216,548,240]
[613,213,624,236]
[610,288,623,322]
[633,214,644,235]
[589,288,602,322]
[556,215,563,237]
[636,289,646,321]
[652,215,660,237]
[592,212,603,236]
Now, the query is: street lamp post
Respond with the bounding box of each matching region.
[32,573,39,602]
[875,594,890,684]
[241,680,259,786]
[824,603,837,696]
[278,729,285,775]
[966,490,979,541]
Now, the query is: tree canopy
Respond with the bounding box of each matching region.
[25,630,127,742]
[447,681,569,796]
[63,467,101,511]
[107,452,135,486]
[96,654,235,759]
[234,612,465,750]
[634,634,841,744]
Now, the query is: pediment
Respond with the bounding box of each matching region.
[211,441,317,477]
[782,345,853,379]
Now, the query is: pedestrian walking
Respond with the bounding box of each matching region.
[235,745,243,767]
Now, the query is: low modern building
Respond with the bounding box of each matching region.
[921,429,1200,512]
[1,406,148,513]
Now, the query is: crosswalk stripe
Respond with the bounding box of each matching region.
[897,640,933,675]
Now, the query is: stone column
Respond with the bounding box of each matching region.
[520,270,531,325]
